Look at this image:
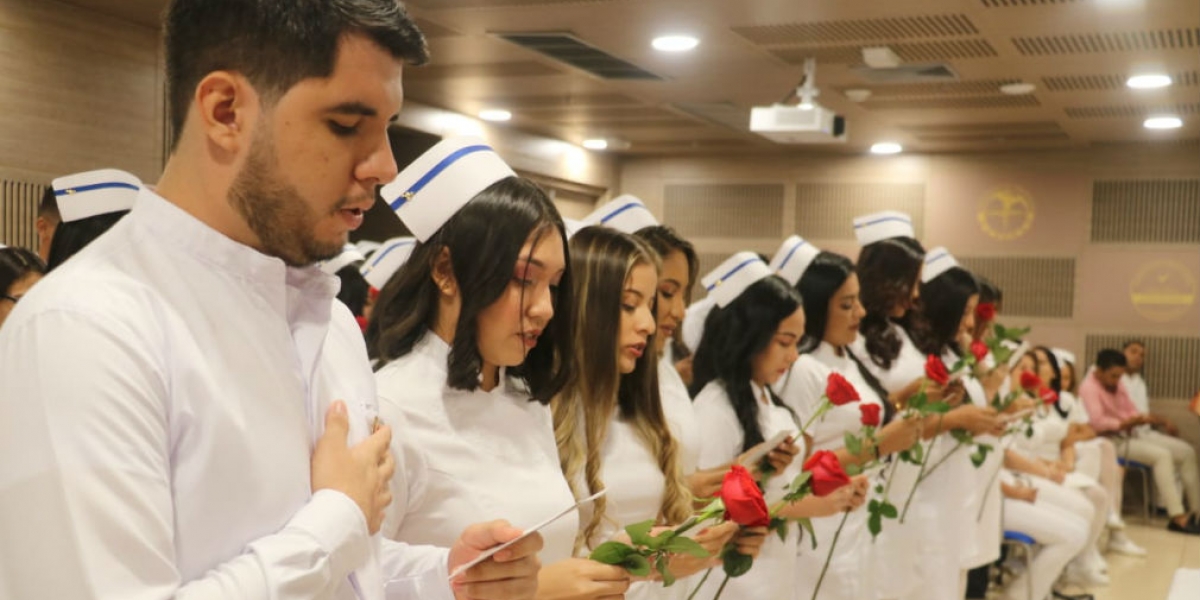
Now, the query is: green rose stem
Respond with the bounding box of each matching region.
[977,437,1018,521]
[713,574,731,599]
[686,568,714,600]
[809,511,851,600]
[899,413,944,523]
[913,440,966,483]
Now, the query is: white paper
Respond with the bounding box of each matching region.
[1006,341,1031,370]
[447,489,607,580]
[738,430,795,469]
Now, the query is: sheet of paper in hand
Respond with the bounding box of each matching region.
[737,430,795,469]
[447,489,608,580]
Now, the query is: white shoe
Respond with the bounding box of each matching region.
[1064,564,1110,588]
[1107,511,1126,530]
[1107,535,1148,557]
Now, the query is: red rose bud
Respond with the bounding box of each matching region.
[803,450,852,497]
[860,403,882,427]
[925,355,950,386]
[355,315,369,333]
[719,465,771,527]
[970,340,989,363]
[975,302,997,323]
[1019,372,1043,392]
[1039,386,1058,406]
[825,372,861,406]
[368,287,380,301]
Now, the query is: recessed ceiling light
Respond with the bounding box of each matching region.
[1143,115,1183,129]
[478,109,512,122]
[1127,74,1172,89]
[582,138,609,150]
[652,35,699,52]
[870,142,903,155]
[1000,82,1036,95]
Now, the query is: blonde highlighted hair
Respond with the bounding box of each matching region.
[553,226,693,553]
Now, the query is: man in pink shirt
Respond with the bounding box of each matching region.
[1082,349,1200,535]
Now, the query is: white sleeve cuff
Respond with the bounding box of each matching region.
[287,489,371,581]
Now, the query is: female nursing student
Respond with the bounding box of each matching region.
[690,252,867,600]
[46,169,141,271]
[368,137,630,600]
[0,247,46,331]
[850,215,1001,600]
[774,240,923,600]
[554,226,735,600]
[907,249,1008,598]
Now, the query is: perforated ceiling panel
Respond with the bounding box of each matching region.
[793,183,925,240]
[663,183,785,239]
[980,0,1083,6]
[731,14,977,45]
[863,95,1040,110]
[1012,28,1200,56]
[840,79,1019,98]
[1064,103,1200,119]
[770,39,998,65]
[958,257,1076,318]
[1091,180,1200,243]
[1084,335,1200,399]
[1043,70,1199,92]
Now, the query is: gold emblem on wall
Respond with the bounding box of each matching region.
[1129,260,1198,323]
[977,185,1035,241]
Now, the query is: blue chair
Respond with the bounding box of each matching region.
[1117,456,1155,521]
[1003,530,1037,600]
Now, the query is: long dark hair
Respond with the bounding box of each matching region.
[1,247,46,295]
[367,177,574,403]
[690,275,800,452]
[908,267,979,358]
[46,211,128,271]
[856,236,925,369]
[335,263,369,317]
[634,225,698,359]
[796,251,895,420]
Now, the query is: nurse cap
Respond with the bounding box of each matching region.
[581,194,658,234]
[770,235,821,286]
[360,236,417,289]
[319,244,366,276]
[52,168,142,223]
[354,239,383,259]
[701,252,773,308]
[563,218,586,239]
[921,246,958,283]
[853,210,915,246]
[380,136,516,242]
[1052,348,1077,367]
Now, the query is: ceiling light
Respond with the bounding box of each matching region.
[1127,74,1172,89]
[999,82,1036,95]
[478,109,512,122]
[582,138,609,150]
[652,35,699,52]
[870,142,902,155]
[1143,116,1183,130]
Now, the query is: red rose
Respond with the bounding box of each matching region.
[975,302,997,323]
[355,315,369,332]
[970,340,989,363]
[825,372,861,406]
[860,403,881,427]
[1019,372,1043,392]
[925,355,950,386]
[719,465,771,527]
[1038,386,1058,406]
[802,450,852,497]
[368,286,380,301]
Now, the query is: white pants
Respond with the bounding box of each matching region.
[1002,495,1090,600]
[1030,475,1107,560]
[1121,430,1200,516]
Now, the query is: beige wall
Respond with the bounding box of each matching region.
[620,144,1200,444]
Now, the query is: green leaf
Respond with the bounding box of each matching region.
[879,501,898,519]
[656,554,675,587]
[622,553,652,577]
[589,541,635,564]
[924,401,951,414]
[844,432,863,457]
[769,516,789,543]
[908,390,927,411]
[909,443,924,464]
[875,484,885,495]
[646,527,676,551]
[845,463,862,476]
[721,548,754,578]
[951,429,973,445]
[797,517,818,550]
[625,520,655,547]
[868,510,883,538]
[664,536,710,558]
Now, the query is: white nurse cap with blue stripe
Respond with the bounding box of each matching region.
[52,169,142,223]
[360,236,417,289]
[380,136,515,242]
[319,244,366,276]
[770,235,821,286]
[921,246,959,283]
[853,210,915,246]
[582,194,658,234]
[701,252,773,308]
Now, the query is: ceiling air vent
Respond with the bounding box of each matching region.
[497,32,664,81]
[852,63,959,84]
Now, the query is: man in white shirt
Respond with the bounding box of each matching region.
[0,1,542,599]
[1122,340,1182,437]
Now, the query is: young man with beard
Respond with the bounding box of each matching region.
[0,1,542,598]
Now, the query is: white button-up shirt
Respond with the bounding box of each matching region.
[0,189,451,600]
